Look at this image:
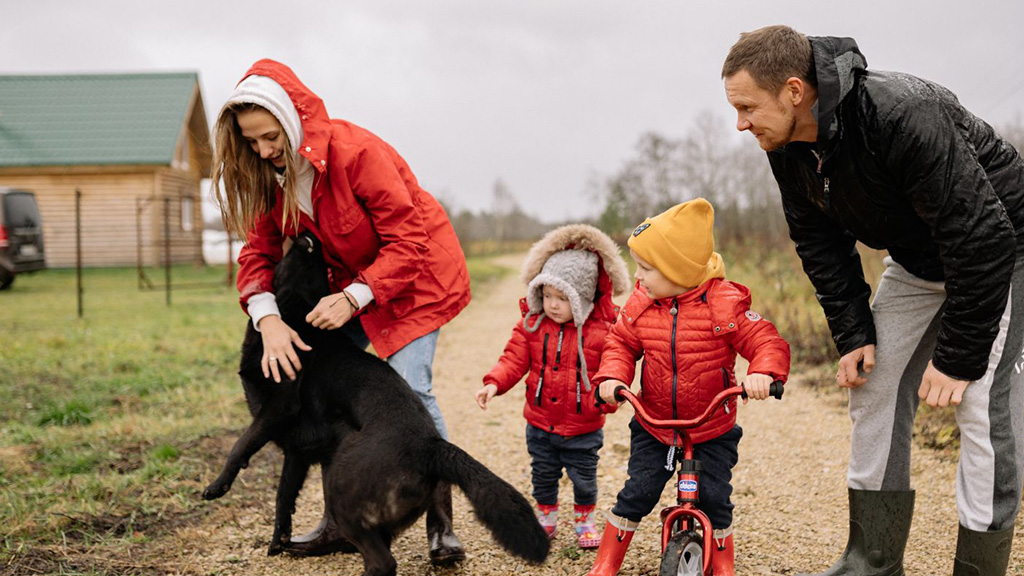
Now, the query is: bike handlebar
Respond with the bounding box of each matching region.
[611,381,783,431]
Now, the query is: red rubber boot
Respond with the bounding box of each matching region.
[587,520,635,576]
[711,534,735,576]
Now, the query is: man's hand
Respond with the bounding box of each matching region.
[475,384,498,410]
[743,373,773,403]
[837,344,875,388]
[306,291,357,330]
[599,379,628,405]
[918,361,970,407]
[258,315,312,383]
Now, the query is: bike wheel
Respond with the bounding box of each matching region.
[659,530,704,576]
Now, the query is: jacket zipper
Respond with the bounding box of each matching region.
[814,150,832,212]
[535,333,549,406]
[670,299,679,419]
[722,368,731,414]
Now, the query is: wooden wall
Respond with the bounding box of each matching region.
[0,167,204,268]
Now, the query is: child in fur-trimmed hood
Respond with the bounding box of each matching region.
[476,224,629,549]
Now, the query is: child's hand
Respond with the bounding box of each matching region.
[743,373,773,403]
[599,379,628,405]
[475,384,498,410]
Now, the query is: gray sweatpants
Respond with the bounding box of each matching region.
[848,256,1024,532]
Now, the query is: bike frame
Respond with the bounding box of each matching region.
[614,384,750,576]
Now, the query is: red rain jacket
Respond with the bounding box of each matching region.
[595,278,790,445]
[234,59,470,358]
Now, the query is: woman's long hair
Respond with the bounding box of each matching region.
[211,102,302,240]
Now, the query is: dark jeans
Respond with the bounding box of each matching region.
[525,424,603,506]
[611,418,741,529]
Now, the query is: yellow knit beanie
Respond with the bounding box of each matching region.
[627,198,725,289]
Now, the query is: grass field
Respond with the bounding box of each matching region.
[0,242,959,574]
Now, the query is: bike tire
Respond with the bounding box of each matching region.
[659,530,704,576]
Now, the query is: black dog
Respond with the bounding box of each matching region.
[202,232,549,576]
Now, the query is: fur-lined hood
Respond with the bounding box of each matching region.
[519,224,630,323]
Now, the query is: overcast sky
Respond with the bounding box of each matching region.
[5,1,1024,223]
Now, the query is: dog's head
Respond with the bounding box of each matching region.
[273,231,331,323]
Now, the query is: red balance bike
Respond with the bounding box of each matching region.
[612,381,783,576]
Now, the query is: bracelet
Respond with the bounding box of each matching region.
[340,290,359,313]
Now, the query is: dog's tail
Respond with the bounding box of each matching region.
[420,439,550,563]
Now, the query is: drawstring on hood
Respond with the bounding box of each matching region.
[807,36,867,145]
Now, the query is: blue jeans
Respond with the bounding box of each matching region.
[341,320,449,440]
[611,418,741,529]
[525,424,603,506]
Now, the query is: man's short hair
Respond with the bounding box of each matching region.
[721,25,815,94]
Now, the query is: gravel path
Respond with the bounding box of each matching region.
[179,253,1024,575]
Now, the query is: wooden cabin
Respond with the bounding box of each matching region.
[0,72,211,267]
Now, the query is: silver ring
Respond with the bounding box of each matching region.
[269,356,278,362]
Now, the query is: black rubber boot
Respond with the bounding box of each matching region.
[285,513,357,556]
[952,524,1013,576]
[427,481,466,565]
[797,488,915,576]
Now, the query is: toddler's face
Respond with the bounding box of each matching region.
[542,285,573,324]
[631,249,689,300]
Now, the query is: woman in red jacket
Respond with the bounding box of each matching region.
[211,59,471,564]
[588,199,790,576]
[476,224,630,549]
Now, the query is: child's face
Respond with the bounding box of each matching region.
[542,285,573,324]
[630,249,690,300]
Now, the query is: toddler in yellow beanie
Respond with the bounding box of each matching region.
[586,198,791,576]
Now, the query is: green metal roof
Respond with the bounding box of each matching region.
[0,72,202,167]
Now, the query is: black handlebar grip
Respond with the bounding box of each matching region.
[613,385,628,402]
[741,380,785,400]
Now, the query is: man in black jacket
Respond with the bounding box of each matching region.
[722,25,1024,576]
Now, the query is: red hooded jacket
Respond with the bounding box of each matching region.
[483,224,630,437]
[595,278,790,445]
[485,299,614,436]
[233,60,471,358]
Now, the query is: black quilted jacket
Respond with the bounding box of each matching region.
[767,36,1024,381]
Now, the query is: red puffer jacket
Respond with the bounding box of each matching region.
[484,299,613,436]
[233,59,471,358]
[595,278,790,445]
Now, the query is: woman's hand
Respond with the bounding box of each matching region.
[258,315,312,383]
[599,379,628,405]
[475,384,498,410]
[306,291,358,330]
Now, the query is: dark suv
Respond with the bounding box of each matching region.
[0,188,46,289]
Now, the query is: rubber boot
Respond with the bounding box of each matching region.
[797,488,914,576]
[537,502,559,539]
[574,504,600,549]
[587,519,636,576]
[426,481,466,565]
[712,533,735,576]
[952,524,1013,576]
[285,513,357,556]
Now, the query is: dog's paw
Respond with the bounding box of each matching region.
[267,541,284,556]
[201,481,231,500]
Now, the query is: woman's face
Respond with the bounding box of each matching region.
[236,108,287,168]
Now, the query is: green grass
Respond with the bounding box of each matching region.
[0,264,247,569]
